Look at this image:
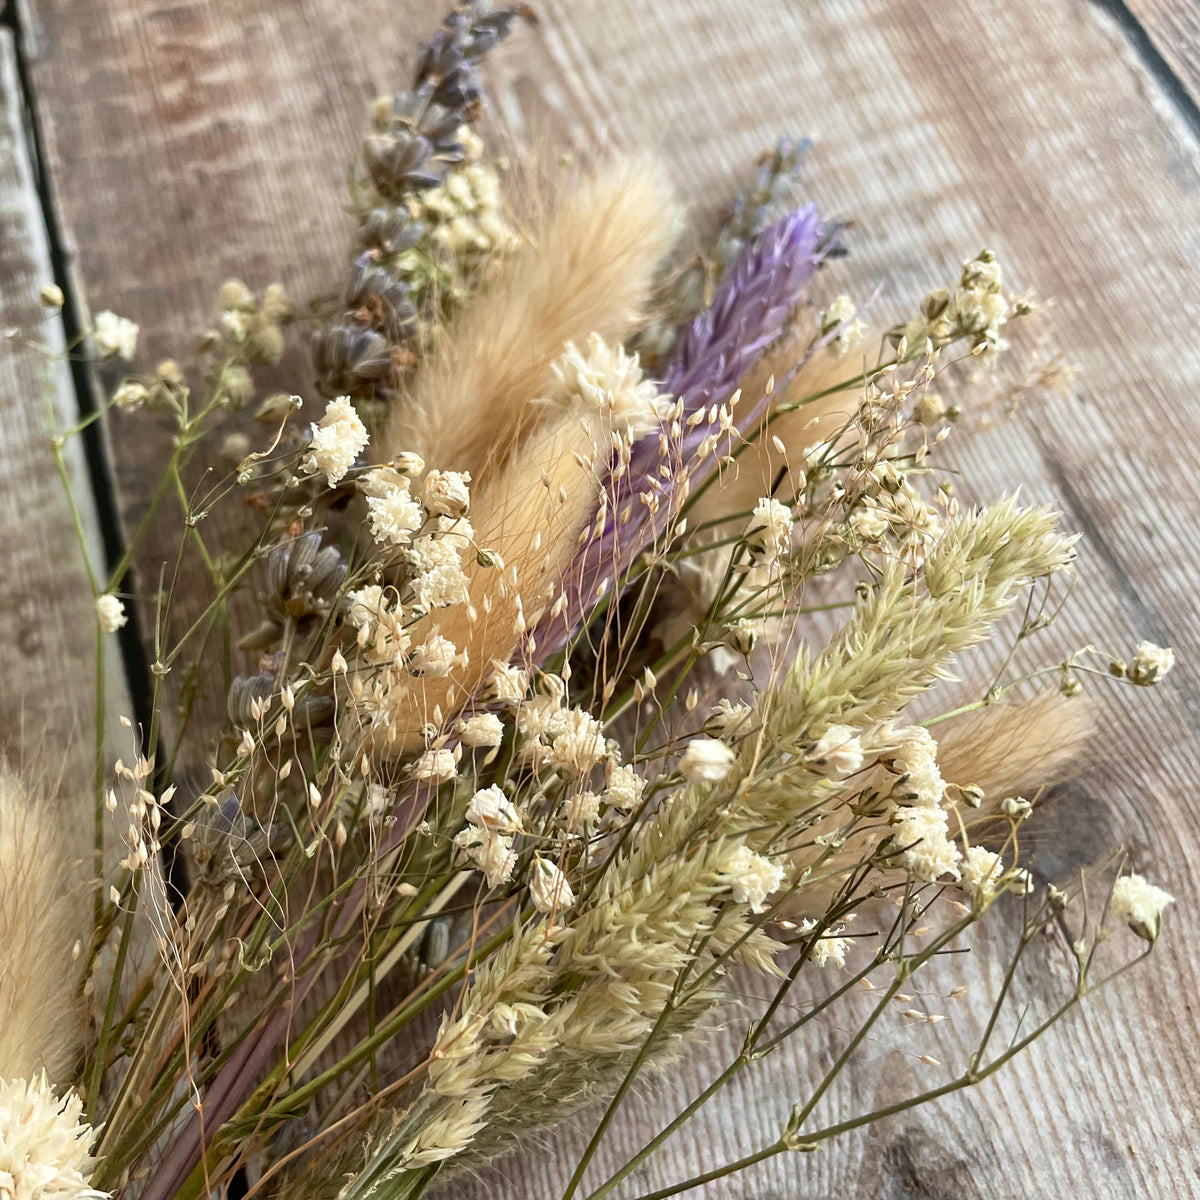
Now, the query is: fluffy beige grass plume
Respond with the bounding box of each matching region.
[0,764,87,1083]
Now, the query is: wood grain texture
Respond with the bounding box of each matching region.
[0,25,131,828]
[19,0,1200,1196]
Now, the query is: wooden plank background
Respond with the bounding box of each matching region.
[0,18,131,843]
[7,0,1199,1195]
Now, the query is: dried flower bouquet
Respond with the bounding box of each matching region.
[0,5,1177,1199]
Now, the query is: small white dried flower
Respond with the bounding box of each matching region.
[744,497,793,565]
[549,709,607,775]
[0,1073,103,1199]
[472,831,518,888]
[723,844,784,913]
[530,857,575,913]
[487,660,528,705]
[891,805,961,882]
[411,747,457,784]
[1126,641,1175,687]
[883,726,945,807]
[723,618,762,657]
[709,698,752,739]
[960,845,1004,903]
[411,562,470,611]
[1110,872,1174,941]
[39,284,64,309]
[798,919,851,968]
[459,712,504,749]
[92,310,139,360]
[807,724,864,780]
[821,294,866,356]
[409,633,460,678]
[680,736,735,784]
[465,784,520,833]
[548,334,668,440]
[562,789,601,827]
[364,474,424,547]
[302,395,369,487]
[112,381,148,411]
[849,504,889,541]
[95,593,127,634]
[604,764,645,812]
[392,451,426,476]
[423,470,471,519]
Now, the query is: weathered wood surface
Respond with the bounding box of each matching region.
[1124,0,1200,111]
[15,0,1200,1196]
[0,23,131,832]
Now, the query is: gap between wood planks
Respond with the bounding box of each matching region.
[2,0,155,747]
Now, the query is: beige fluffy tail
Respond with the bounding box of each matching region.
[387,160,681,483]
[0,765,88,1082]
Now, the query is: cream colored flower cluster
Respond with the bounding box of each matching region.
[545,334,670,441]
[0,1074,103,1200]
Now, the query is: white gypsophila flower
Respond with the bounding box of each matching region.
[884,725,945,807]
[892,805,961,882]
[709,698,753,739]
[849,504,889,542]
[807,724,864,780]
[423,470,471,519]
[487,660,528,705]
[409,633,459,678]
[364,475,424,547]
[458,712,504,749]
[465,784,520,833]
[111,381,148,411]
[411,747,457,784]
[413,562,470,611]
[821,294,866,357]
[744,497,793,566]
[0,1073,105,1200]
[548,334,668,440]
[723,844,784,913]
[302,396,369,487]
[392,451,426,477]
[549,709,607,775]
[453,826,516,888]
[680,736,735,784]
[562,790,600,828]
[530,857,575,914]
[1110,873,1175,941]
[94,593,127,634]
[92,310,138,360]
[797,919,851,968]
[1127,641,1176,687]
[346,584,387,642]
[516,695,562,742]
[409,530,464,574]
[960,846,1005,904]
[604,764,645,812]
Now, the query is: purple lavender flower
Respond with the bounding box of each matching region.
[533,204,835,659]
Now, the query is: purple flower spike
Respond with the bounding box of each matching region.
[668,205,825,405]
[533,203,835,660]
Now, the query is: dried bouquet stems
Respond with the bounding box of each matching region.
[0,5,1177,1200]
